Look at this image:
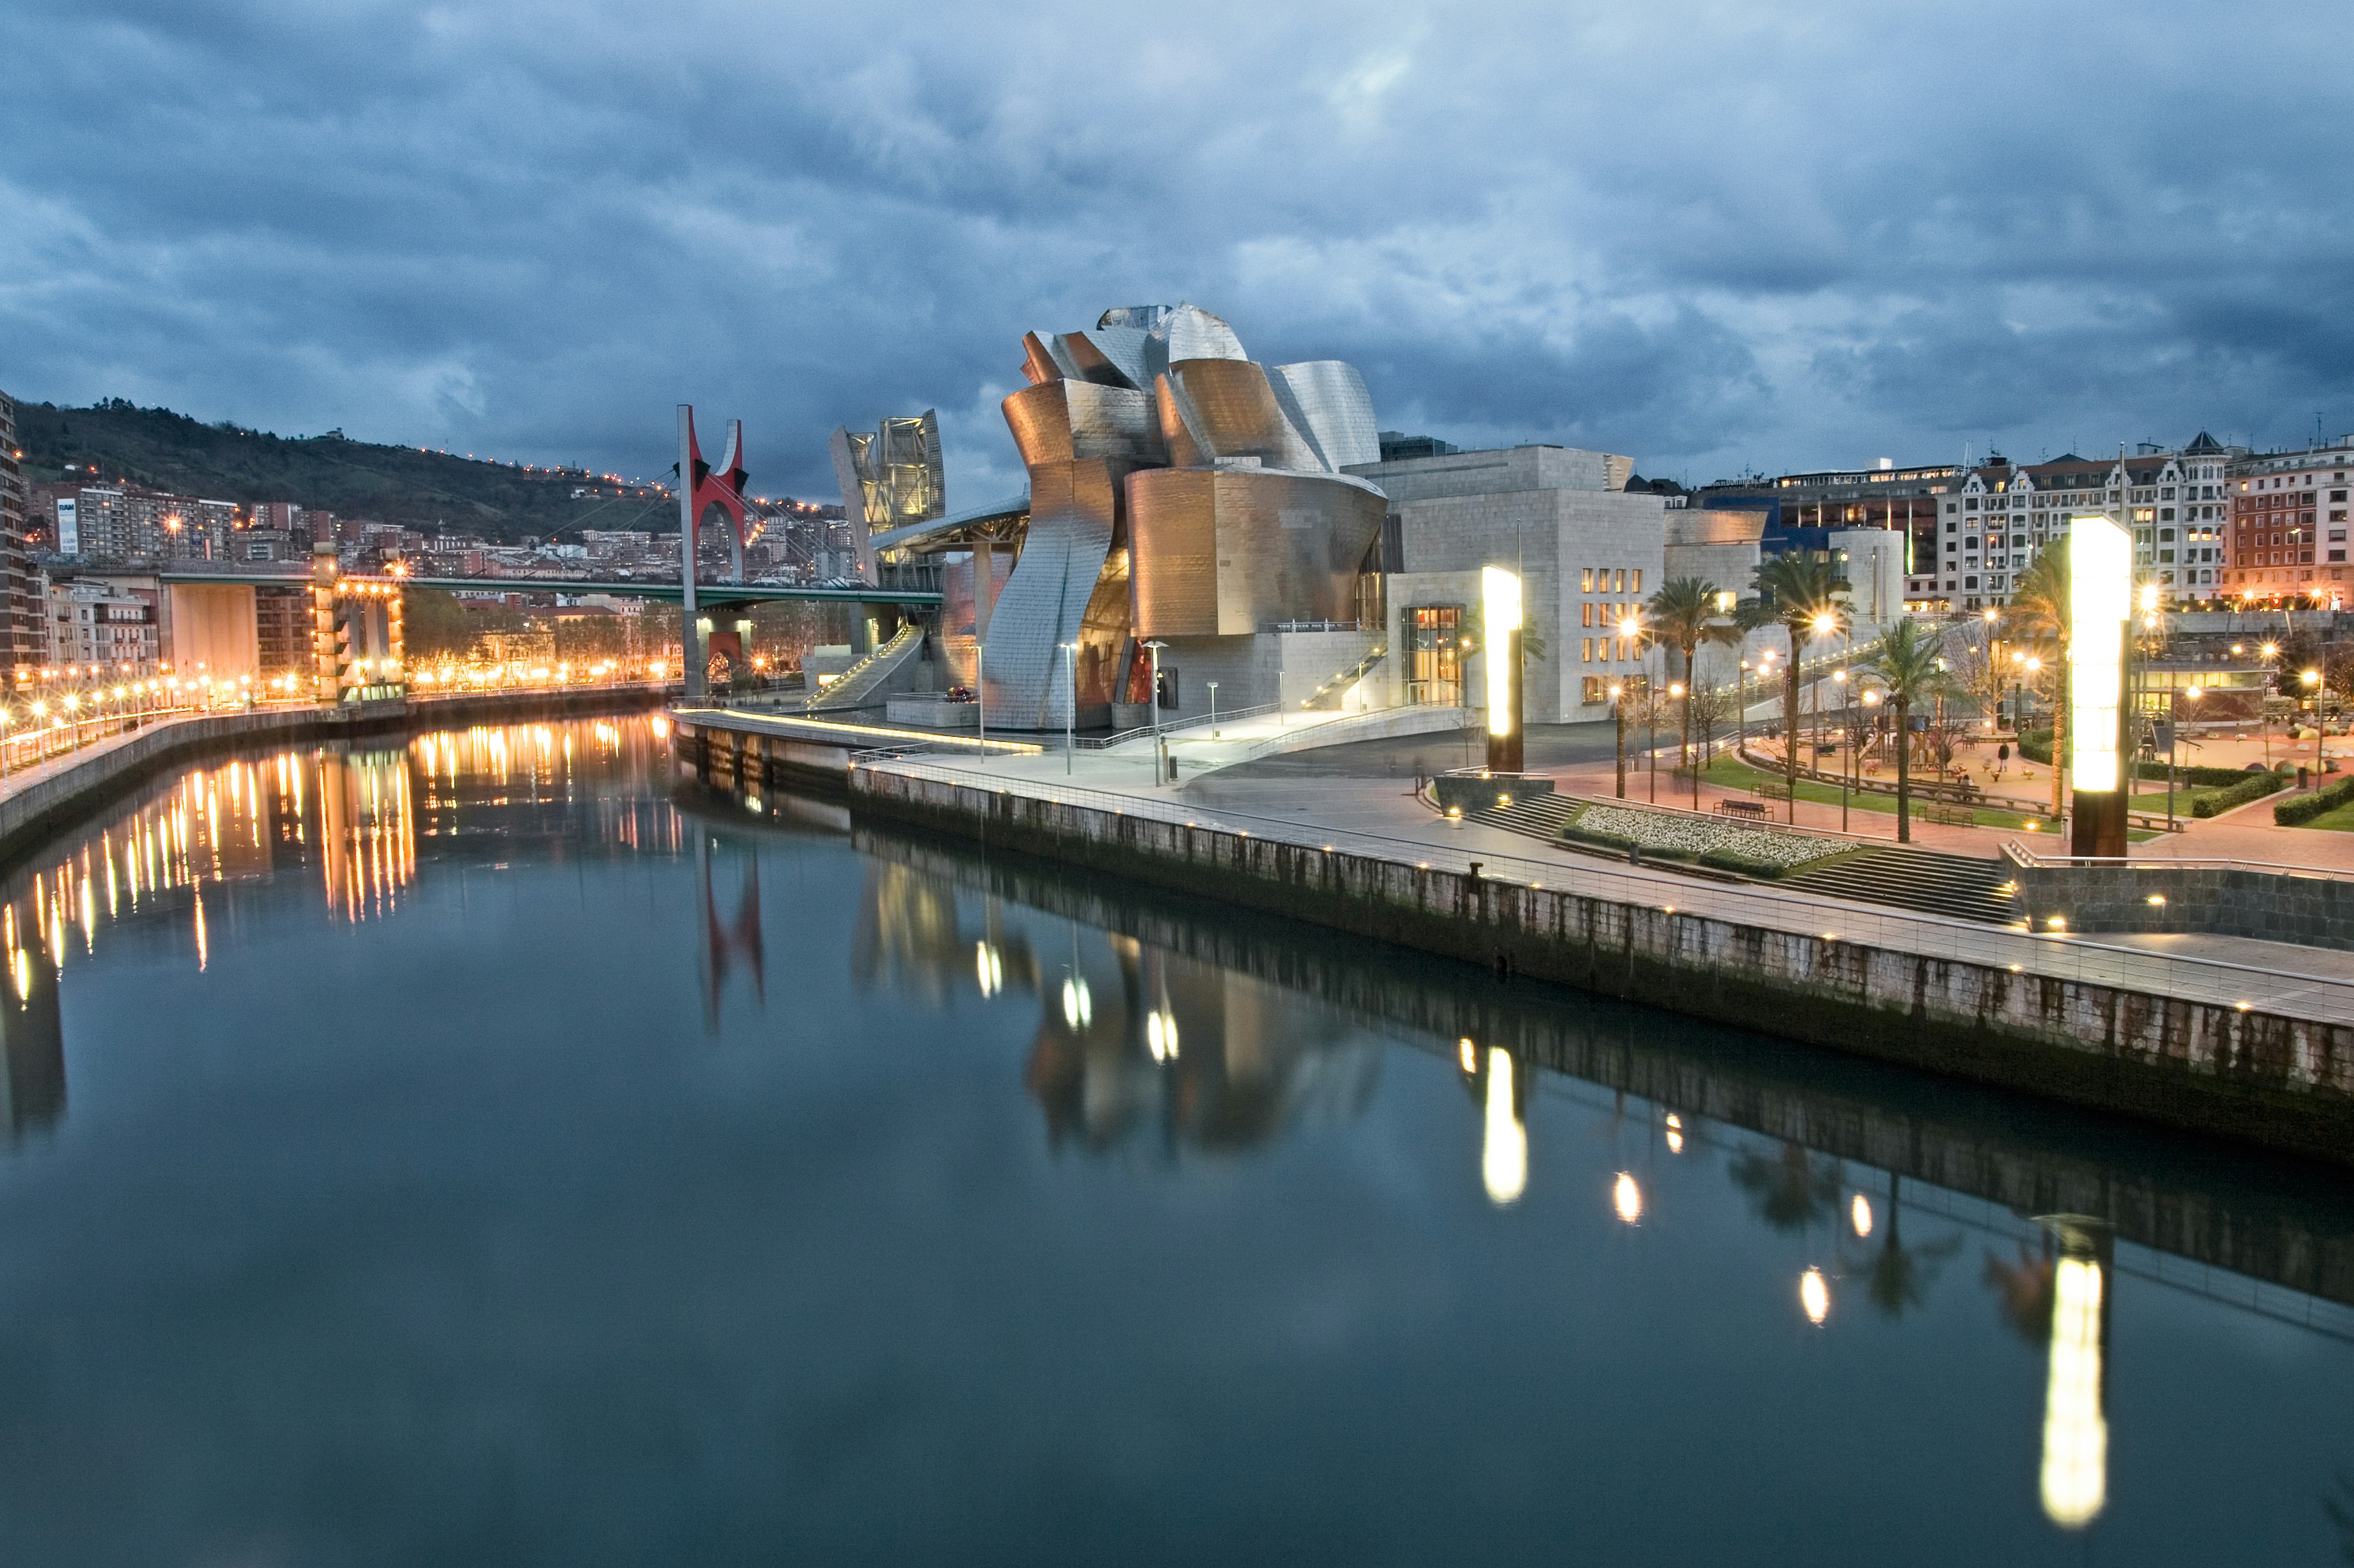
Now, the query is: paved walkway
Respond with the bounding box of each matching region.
[869,748,2354,1025]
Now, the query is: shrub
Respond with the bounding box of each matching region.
[1698,845,1829,879]
[2274,774,2354,826]
[2194,770,2288,818]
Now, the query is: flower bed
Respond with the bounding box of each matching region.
[1560,801,1849,876]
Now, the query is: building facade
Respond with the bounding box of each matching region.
[2226,435,2354,605]
[44,575,161,676]
[1904,435,2238,612]
[0,391,40,671]
[1357,444,1667,721]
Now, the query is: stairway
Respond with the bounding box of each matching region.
[1777,846,2018,924]
[805,626,924,711]
[1465,795,2018,925]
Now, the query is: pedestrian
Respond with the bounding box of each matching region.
[1996,741,2009,780]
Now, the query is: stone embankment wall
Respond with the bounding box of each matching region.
[864,827,2354,1306]
[0,687,669,865]
[2010,851,2354,952]
[849,767,2354,1165]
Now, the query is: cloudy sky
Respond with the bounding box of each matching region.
[4,0,2350,502]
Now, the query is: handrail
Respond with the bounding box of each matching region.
[1075,701,1282,751]
[2003,840,2354,881]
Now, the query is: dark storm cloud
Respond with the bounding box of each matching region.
[3,0,2350,500]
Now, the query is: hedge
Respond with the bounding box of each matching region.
[2015,728,2284,787]
[2275,774,2354,826]
[1699,845,1810,879]
[2193,770,2288,817]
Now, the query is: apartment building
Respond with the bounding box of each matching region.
[1903,435,2238,611]
[0,392,41,669]
[44,576,161,676]
[2226,435,2354,605]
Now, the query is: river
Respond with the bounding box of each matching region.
[0,714,2345,1565]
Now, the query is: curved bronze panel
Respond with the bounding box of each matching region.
[1130,468,1385,636]
[1270,361,1380,470]
[1002,382,1074,467]
[1021,332,1066,386]
[1127,469,1219,637]
[1165,360,1322,470]
[1005,382,1163,470]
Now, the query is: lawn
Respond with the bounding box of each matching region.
[1698,755,2056,833]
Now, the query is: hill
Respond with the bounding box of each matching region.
[10,399,673,542]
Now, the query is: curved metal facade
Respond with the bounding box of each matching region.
[1129,468,1386,637]
[972,301,1385,728]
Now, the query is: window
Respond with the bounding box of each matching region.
[1405,605,1464,705]
[1580,568,1593,592]
[1581,637,1594,662]
[1581,602,1594,627]
[1613,570,1625,593]
[1631,570,1642,593]
[1581,676,1608,705]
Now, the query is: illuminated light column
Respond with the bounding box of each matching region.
[2040,1248,2109,1528]
[1483,565,1523,774]
[1480,1046,1526,1206]
[2068,515,2133,858]
[678,406,704,700]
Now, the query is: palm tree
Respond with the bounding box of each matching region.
[2005,550,2069,820]
[1645,577,1740,804]
[1745,556,1852,822]
[1859,618,1962,842]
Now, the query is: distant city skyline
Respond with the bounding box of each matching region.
[5,0,2350,503]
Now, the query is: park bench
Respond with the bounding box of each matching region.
[1924,804,1976,827]
[1754,780,1791,801]
[1715,799,1770,819]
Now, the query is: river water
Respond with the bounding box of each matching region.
[0,714,2346,1565]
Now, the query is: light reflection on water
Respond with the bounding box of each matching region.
[0,714,2346,1564]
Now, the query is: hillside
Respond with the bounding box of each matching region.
[10,399,673,541]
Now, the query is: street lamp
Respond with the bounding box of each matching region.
[1610,682,1627,799]
[1142,639,1169,784]
[2304,668,2325,781]
[1668,681,1685,806]
[1059,641,1078,774]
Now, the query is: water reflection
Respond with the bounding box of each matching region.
[2,723,2346,1556]
[2039,1220,2111,1529]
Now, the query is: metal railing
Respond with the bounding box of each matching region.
[851,753,2354,1025]
[2003,841,2354,883]
[1075,702,1283,751]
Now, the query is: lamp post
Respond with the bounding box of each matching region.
[1861,687,1881,831]
[1059,641,1078,775]
[1737,658,1750,754]
[1611,682,1627,799]
[1208,680,1219,740]
[975,641,986,759]
[1142,639,1168,784]
[2304,668,2325,781]
[1668,682,1685,805]
[1834,666,1851,831]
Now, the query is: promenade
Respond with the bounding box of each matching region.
[853,734,2354,1028]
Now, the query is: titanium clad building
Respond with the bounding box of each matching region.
[860,303,1389,728]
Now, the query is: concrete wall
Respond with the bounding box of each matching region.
[2013,854,2354,951]
[845,766,2354,1165]
[164,583,262,681]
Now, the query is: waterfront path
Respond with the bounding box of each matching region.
[860,742,2354,1027]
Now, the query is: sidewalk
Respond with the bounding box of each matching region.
[872,748,2354,1025]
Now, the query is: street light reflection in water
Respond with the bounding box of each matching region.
[0,714,2344,1562]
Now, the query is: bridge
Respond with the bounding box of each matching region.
[154,568,942,609]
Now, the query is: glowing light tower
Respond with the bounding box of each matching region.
[2068,515,2134,858]
[1484,566,1523,774]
